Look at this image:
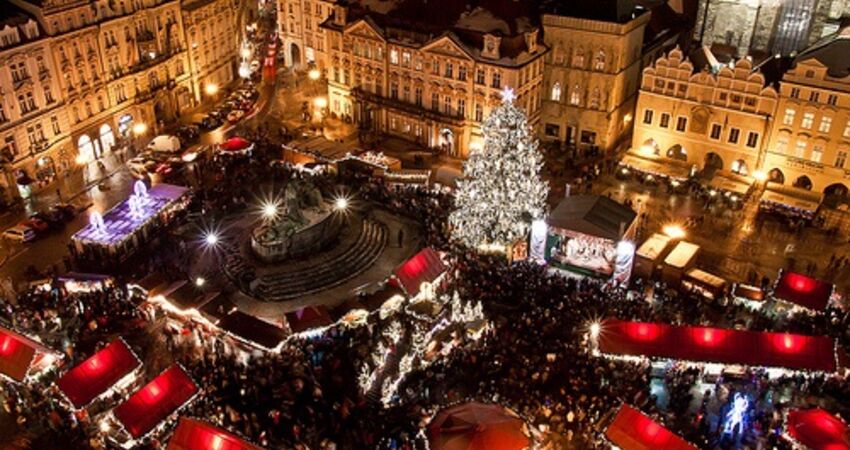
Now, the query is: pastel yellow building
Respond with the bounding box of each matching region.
[278,0,334,68]
[1,0,241,202]
[762,29,850,201]
[318,1,546,158]
[632,47,778,178]
[0,6,67,200]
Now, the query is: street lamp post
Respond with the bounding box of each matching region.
[131,122,147,156]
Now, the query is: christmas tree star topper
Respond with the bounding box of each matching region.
[500,86,516,103]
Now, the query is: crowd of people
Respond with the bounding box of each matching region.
[1,147,849,450]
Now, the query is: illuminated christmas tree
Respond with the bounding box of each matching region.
[449,87,548,249]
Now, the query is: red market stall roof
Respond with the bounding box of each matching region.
[0,327,55,382]
[167,417,263,450]
[597,319,837,372]
[57,339,141,409]
[114,365,199,439]
[786,409,850,450]
[219,137,252,152]
[218,311,287,350]
[394,247,447,297]
[774,271,833,311]
[428,402,529,450]
[605,404,697,450]
[285,306,333,334]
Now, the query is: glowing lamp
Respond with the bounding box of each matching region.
[204,232,219,246]
[308,68,321,80]
[753,170,767,182]
[334,197,349,211]
[205,83,219,96]
[313,97,328,109]
[132,122,147,136]
[261,202,279,219]
[195,277,205,287]
[662,224,686,239]
[589,322,601,339]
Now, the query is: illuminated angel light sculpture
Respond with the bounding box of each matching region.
[90,212,106,233]
[723,393,749,436]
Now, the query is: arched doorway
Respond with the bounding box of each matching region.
[439,128,455,157]
[99,123,115,154]
[666,144,687,161]
[154,98,174,123]
[730,159,748,175]
[290,43,301,68]
[768,168,785,184]
[77,134,97,162]
[642,139,660,156]
[704,152,723,171]
[793,175,813,190]
[824,183,849,207]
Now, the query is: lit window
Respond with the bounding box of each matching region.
[811,145,823,162]
[569,85,580,105]
[795,140,807,157]
[783,108,795,126]
[390,49,398,65]
[801,112,814,129]
[551,82,561,102]
[819,116,832,133]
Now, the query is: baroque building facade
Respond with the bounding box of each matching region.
[632,26,850,202]
[316,2,546,159]
[539,10,651,153]
[763,29,850,196]
[632,47,778,178]
[278,0,334,68]
[1,0,240,203]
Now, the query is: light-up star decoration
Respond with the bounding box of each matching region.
[500,86,516,103]
[722,393,750,436]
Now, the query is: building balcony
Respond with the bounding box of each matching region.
[352,87,466,126]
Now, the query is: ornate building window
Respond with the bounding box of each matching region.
[569,85,580,105]
[573,49,584,68]
[594,51,605,71]
[550,82,561,102]
[589,88,600,109]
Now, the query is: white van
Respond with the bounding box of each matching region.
[147,135,181,154]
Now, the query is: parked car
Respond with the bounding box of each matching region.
[176,125,200,142]
[227,110,245,123]
[22,218,50,233]
[30,211,65,230]
[237,99,254,111]
[3,224,36,242]
[198,114,222,130]
[50,203,76,222]
[127,154,163,179]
